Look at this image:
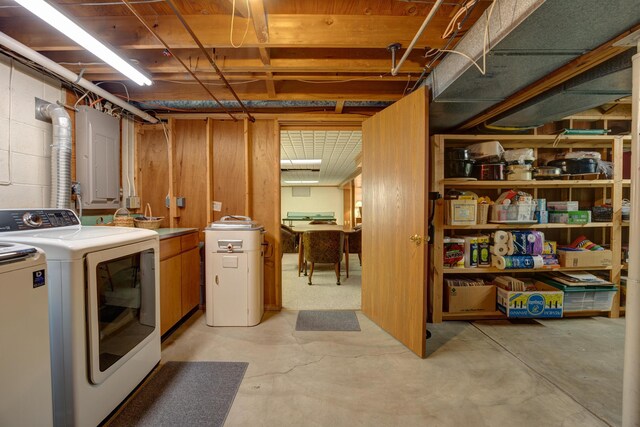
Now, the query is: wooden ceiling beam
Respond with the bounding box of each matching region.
[265,71,276,97]
[85,72,419,82]
[258,47,271,65]
[335,100,345,114]
[227,0,249,18]
[57,58,425,74]
[249,0,269,44]
[115,80,405,101]
[0,14,457,50]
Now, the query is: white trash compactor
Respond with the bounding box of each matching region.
[205,216,265,326]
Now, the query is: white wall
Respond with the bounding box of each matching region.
[0,54,63,208]
[281,186,344,224]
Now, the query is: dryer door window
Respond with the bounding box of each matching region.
[86,241,158,384]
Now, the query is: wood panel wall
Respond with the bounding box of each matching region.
[211,120,246,221]
[174,119,208,239]
[136,118,282,309]
[136,126,171,228]
[248,119,281,309]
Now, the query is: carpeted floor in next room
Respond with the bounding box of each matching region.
[281,253,361,310]
[150,310,624,427]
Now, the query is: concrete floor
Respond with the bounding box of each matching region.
[158,311,624,427]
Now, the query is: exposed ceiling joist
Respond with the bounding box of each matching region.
[0,14,470,50]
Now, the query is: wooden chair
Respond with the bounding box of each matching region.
[345,227,362,278]
[280,224,298,256]
[303,230,344,285]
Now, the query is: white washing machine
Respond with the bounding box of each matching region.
[0,243,53,426]
[0,209,161,427]
[205,216,264,326]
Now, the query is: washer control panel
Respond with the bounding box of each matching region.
[0,209,80,232]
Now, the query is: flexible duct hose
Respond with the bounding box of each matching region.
[41,103,72,209]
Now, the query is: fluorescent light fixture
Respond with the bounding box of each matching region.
[284,180,319,184]
[280,159,322,166]
[15,0,152,86]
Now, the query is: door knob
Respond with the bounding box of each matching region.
[409,234,423,246]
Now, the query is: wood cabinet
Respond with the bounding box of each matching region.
[430,134,630,323]
[159,230,201,335]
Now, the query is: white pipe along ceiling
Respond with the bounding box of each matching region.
[0,31,158,124]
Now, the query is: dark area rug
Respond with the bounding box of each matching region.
[295,310,361,331]
[108,361,248,427]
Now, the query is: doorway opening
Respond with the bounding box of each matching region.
[279,128,362,310]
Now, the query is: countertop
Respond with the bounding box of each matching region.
[156,228,199,240]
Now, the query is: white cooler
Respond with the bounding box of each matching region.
[205,216,264,326]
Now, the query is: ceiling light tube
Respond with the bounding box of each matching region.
[14,0,152,86]
[280,159,322,165]
[284,180,319,184]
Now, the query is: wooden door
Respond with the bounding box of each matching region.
[361,86,428,357]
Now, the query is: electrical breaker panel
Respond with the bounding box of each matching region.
[75,106,120,209]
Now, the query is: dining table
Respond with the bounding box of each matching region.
[291,224,358,278]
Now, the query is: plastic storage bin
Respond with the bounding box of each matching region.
[490,203,536,223]
[543,282,617,312]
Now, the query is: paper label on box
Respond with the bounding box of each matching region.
[497,288,563,318]
[453,204,475,221]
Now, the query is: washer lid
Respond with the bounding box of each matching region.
[207,215,264,231]
[0,242,37,263]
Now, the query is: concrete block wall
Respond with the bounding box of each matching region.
[0,54,63,208]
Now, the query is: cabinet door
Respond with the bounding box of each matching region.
[181,247,201,316]
[160,256,182,335]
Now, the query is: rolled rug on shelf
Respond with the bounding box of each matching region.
[493,255,544,270]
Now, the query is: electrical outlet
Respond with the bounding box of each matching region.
[176,197,186,208]
[126,196,141,209]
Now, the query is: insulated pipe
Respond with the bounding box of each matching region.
[391,0,444,76]
[0,31,158,124]
[623,40,640,427]
[40,103,72,209]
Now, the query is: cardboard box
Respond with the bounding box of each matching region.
[446,285,496,313]
[445,199,477,225]
[547,201,579,211]
[558,249,612,267]
[549,210,590,224]
[496,282,564,318]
